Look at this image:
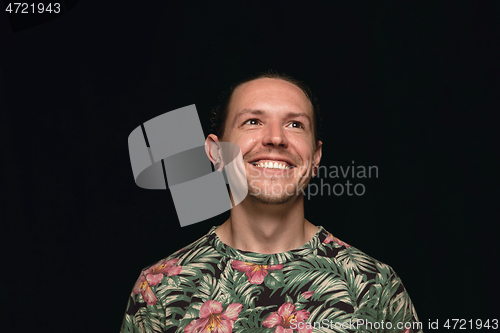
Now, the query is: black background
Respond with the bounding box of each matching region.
[1,1,499,332]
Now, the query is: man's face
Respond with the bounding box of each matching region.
[218,78,322,205]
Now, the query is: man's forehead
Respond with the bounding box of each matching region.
[229,78,313,114]
[233,77,307,98]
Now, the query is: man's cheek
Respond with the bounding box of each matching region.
[295,162,313,179]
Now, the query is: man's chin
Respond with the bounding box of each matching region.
[247,191,296,205]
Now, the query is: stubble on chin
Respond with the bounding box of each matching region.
[247,180,299,205]
[250,191,295,205]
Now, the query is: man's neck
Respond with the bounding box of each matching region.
[215,195,319,254]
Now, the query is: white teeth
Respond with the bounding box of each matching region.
[254,161,291,169]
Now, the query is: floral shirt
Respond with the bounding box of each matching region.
[120,226,423,333]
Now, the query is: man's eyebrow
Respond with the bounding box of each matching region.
[236,109,265,118]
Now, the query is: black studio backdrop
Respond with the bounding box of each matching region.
[1,1,498,332]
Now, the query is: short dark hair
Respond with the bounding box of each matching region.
[210,71,323,146]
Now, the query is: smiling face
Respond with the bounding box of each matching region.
[215,78,322,205]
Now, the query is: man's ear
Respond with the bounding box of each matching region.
[314,140,323,167]
[205,134,223,171]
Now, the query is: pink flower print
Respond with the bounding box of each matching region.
[184,300,242,333]
[333,236,351,248]
[145,258,182,286]
[231,260,284,284]
[323,233,334,244]
[263,302,311,333]
[301,291,314,300]
[323,233,351,247]
[132,274,157,305]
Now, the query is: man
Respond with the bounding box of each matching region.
[120,72,423,333]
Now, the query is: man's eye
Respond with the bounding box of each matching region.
[288,121,304,129]
[243,119,260,126]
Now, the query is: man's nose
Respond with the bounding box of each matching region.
[262,122,288,148]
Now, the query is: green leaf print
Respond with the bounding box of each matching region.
[335,247,377,274]
[193,274,221,302]
[234,272,263,306]
[264,271,284,290]
[133,307,163,333]
[236,305,276,330]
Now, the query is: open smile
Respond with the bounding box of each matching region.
[250,160,295,170]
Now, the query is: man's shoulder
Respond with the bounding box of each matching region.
[140,228,217,273]
[320,231,397,278]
